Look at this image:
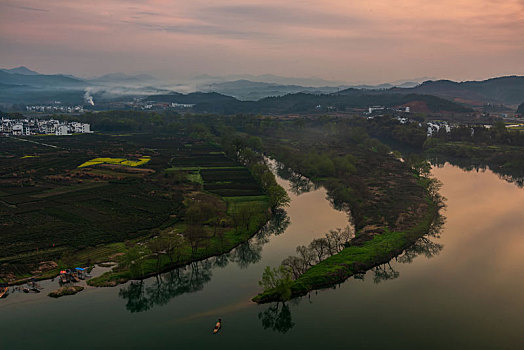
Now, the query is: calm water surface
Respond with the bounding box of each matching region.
[2,163,523,349]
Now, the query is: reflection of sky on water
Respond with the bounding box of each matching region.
[3,163,523,349]
[432,163,524,278]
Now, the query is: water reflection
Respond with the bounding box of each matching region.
[430,157,524,188]
[372,263,400,284]
[119,260,213,313]
[396,215,444,264]
[258,302,295,334]
[273,161,318,195]
[119,210,290,313]
[259,215,445,332]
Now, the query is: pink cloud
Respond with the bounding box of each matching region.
[1,0,523,82]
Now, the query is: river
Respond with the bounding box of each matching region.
[1,163,523,349]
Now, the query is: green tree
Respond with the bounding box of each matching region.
[268,185,290,209]
[120,247,143,278]
[259,265,293,301]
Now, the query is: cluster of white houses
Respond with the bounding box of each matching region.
[0,118,91,136]
[26,105,85,113]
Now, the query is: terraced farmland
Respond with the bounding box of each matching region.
[0,133,269,282]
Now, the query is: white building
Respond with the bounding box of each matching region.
[55,125,70,136]
[0,117,91,136]
[12,124,23,135]
[368,106,385,114]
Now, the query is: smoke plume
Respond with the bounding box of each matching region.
[84,89,95,106]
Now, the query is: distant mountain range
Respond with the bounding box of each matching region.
[199,80,345,100]
[147,90,470,114]
[0,66,40,75]
[192,73,349,87]
[0,66,522,111]
[388,76,524,106]
[0,69,84,87]
[87,73,156,85]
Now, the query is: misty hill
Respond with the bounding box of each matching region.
[386,76,524,107]
[200,80,345,100]
[147,92,242,113]
[0,70,88,105]
[192,73,347,87]
[352,81,420,89]
[518,102,524,114]
[88,73,156,85]
[0,70,85,88]
[148,91,470,114]
[0,66,40,75]
[199,79,428,101]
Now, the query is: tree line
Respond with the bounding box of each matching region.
[259,226,353,300]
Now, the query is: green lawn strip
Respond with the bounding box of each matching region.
[224,196,269,215]
[186,171,204,184]
[253,198,438,303]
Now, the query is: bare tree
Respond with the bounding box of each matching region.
[325,231,340,255]
[296,245,315,270]
[309,238,329,263]
[186,225,207,257]
[148,237,166,274]
[281,256,304,279]
[165,233,185,264]
[340,225,354,247]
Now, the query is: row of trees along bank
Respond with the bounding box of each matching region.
[220,134,290,210]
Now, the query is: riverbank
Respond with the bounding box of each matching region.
[3,163,523,350]
[425,140,524,186]
[88,141,289,287]
[247,119,443,302]
[0,133,285,290]
[87,207,271,287]
[253,195,439,303]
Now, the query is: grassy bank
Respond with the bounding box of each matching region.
[88,196,270,287]
[245,118,443,303]
[253,196,439,303]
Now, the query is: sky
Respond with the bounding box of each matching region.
[1,0,523,84]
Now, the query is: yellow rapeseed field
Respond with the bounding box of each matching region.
[78,156,151,168]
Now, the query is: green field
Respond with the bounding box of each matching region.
[0,133,270,283]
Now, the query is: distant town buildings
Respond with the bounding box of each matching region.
[426,121,451,136]
[0,117,92,136]
[368,106,385,114]
[26,105,85,113]
[170,102,195,109]
[367,105,410,115]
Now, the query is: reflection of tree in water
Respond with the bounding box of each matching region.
[396,236,443,264]
[274,162,318,195]
[258,302,295,334]
[119,210,290,313]
[372,263,400,283]
[256,216,445,332]
[367,215,444,283]
[430,157,524,188]
[119,260,213,313]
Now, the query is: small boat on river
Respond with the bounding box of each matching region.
[0,283,8,298]
[213,318,222,334]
